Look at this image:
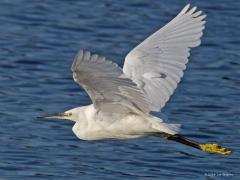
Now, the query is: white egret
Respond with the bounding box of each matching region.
[39,4,232,155]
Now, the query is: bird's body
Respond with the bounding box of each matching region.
[40,4,232,155]
[70,105,179,140]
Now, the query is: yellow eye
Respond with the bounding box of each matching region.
[66,112,72,117]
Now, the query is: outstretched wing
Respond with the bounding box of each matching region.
[71,50,150,114]
[123,4,206,112]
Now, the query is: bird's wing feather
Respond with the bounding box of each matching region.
[71,50,150,114]
[123,4,206,112]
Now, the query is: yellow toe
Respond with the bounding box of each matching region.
[199,143,232,155]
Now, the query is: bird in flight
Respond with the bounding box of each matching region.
[39,4,232,155]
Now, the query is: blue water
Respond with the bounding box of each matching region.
[0,0,239,179]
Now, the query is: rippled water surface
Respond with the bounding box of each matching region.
[0,0,239,179]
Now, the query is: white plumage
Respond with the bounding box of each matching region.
[123,4,206,111]
[71,50,150,115]
[41,4,206,141]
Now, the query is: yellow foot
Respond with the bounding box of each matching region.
[199,143,232,155]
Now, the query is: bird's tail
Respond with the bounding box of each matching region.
[152,132,232,155]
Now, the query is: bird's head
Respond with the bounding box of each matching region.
[38,107,81,122]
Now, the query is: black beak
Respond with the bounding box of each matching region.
[37,113,66,119]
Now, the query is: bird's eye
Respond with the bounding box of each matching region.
[66,112,72,117]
